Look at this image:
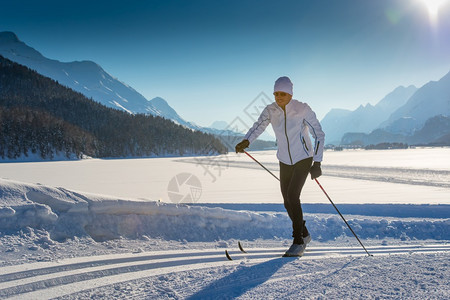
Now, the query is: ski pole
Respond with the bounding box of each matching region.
[244,151,280,181]
[243,150,372,257]
[314,178,372,257]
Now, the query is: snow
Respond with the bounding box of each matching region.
[111,100,133,114]
[0,177,448,242]
[1,149,449,204]
[0,148,449,299]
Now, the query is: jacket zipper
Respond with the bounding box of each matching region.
[302,137,309,151]
[283,108,293,164]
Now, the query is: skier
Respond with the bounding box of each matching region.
[235,76,325,257]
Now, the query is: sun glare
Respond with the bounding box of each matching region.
[421,0,448,21]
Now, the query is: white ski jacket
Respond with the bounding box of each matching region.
[244,99,325,165]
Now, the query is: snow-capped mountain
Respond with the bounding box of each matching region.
[0,31,278,138]
[340,70,450,146]
[146,97,202,130]
[321,85,417,144]
[381,70,450,133]
[0,31,200,130]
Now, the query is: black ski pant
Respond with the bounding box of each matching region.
[279,157,313,242]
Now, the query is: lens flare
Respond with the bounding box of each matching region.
[385,8,402,24]
[421,0,448,22]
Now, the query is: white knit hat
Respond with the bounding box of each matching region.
[274,76,293,95]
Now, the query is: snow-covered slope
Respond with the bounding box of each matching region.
[1,31,276,137]
[0,32,145,113]
[0,31,201,131]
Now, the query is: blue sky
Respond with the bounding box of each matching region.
[1,0,450,127]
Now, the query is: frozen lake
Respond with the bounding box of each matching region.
[0,148,449,205]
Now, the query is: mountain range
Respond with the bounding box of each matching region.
[381,71,450,130]
[0,31,278,149]
[2,31,448,148]
[0,31,278,151]
[321,85,417,144]
[0,31,201,130]
[0,55,227,160]
[321,70,450,146]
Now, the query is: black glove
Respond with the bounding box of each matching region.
[235,139,250,153]
[310,161,322,180]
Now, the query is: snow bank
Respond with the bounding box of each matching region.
[307,215,449,241]
[0,204,57,229]
[0,178,449,243]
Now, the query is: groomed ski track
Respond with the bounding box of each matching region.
[0,244,449,299]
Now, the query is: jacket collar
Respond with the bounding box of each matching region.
[275,99,294,111]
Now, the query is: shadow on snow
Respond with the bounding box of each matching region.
[186,257,291,299]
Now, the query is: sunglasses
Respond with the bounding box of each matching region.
[273,92,288,97]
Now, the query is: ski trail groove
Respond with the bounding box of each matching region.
[0,249,224,283]
[0,244,448,299]
[0,249,228,298]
